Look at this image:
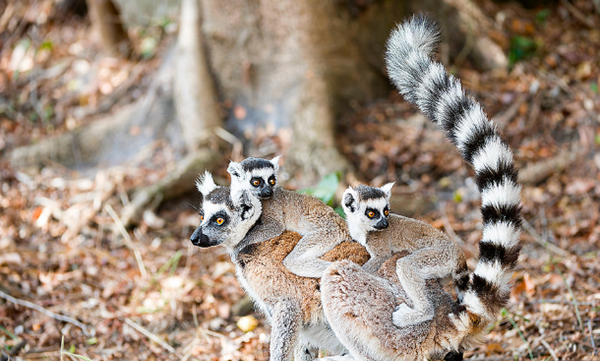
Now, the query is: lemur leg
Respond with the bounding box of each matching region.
[269,298,303,361]
[361,256,386,274]
[283,232,342,278]
[244,213,286,245]
[321,261,402,361]
[294,344,319,361]
[392,248,454,327]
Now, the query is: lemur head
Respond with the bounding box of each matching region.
[341,183,395,246]
[228,155,281,202]
[191,171,262,252]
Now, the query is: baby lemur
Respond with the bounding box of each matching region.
[227,156,351,278]
[342,182,469,328]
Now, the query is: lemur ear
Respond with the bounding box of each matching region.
[196,171,218,197]
[342,187,359,213]
[227,161,243,178]
[380,182,395,200]
[270,155,281,172]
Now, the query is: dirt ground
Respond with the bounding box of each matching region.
[1,0,600,360]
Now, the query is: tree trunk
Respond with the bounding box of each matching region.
[87,0,131,57]
[174,0,222,151]
[199,0,404,184]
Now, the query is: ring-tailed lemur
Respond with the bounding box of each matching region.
[341,182,469,327]
[191,172,370,361]
[228,156,281,202]
[227,156,352,278]
[320,15,521,360]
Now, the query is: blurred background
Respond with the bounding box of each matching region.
[0,0,599,360]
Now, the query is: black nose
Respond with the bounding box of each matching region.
[259,187,273,198]
[374,218,389,230]
[190,226,210,247]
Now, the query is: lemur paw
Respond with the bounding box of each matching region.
[392,304,431,328]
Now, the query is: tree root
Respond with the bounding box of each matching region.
[120,149,223,227]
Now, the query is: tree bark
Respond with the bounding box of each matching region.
[199,0,404,184]
[174,0,222,151]
[87,0,131,57]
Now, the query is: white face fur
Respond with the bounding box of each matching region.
[228,156,281,203]
[342,183,394,246]
[191,172,262,253]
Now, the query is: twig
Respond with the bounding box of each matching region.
[521,218,570,257]
[540,339,558,361]
[555,266,584,332]
[589,318,597,355]
[503,309,534,361]
[105,204,148,279]
[124,318,179,357]
[493,94,528,129]
[0,289,89,336]
[560,0,596,28]
[0,339,26,361]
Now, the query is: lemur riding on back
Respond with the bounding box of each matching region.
[228,156,281,201]
[342,182,469,327]
[228,155,351,278]
[320,15,522,361]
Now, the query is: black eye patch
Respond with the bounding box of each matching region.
[365,207,380,219]
[210,212,230,226]
[251,177,263,187]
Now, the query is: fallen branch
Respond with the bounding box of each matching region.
[519,148,582,185]
[521,218,570,257]
[0,289,90,336]
[560,0,595,28]
[124,318,179,356]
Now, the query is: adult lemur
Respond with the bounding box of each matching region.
[341,183,469,328]
[320,15,521,360]
[227,156,351,278]
[191,172,370,361]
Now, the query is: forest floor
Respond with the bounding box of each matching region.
[1,0,600,360]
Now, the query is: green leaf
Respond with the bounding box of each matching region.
[509,36,539,66]
[300,172,341,206]
[591,82,598,94]
[535,9,550,24]
[0,325,17,340]
[85,337,98,345]
[62,351,94,361]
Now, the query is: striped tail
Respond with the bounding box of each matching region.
[385,15,522,325]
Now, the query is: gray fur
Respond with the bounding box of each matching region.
[191,182,350,360]
[342,183,468,328]
[229,155,281,203]
[319,15,522,360]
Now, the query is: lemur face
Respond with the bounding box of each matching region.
[342,183,394,244]
[228,156,281,200]
[191,172,261,252]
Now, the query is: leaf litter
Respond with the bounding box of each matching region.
[1,0,600,360]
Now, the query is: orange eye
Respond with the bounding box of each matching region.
[367,211,375,218]
[252,179,261,186]
[200,215,204,221]
[269,179,276,185]
[216,217,224,225]
[384,209,389,216]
